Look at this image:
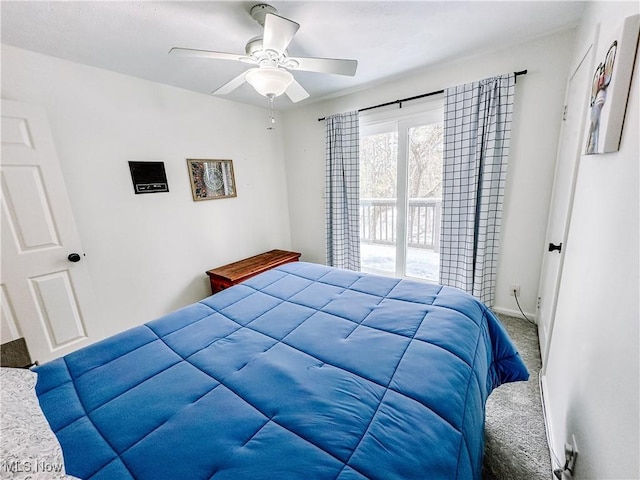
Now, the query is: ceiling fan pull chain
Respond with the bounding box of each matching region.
[268,95,276,130]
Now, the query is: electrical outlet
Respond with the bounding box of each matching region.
[509,284,520,297]
[558,435,579,478]
[569,434,578,473]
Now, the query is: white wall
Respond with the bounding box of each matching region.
[1,45,291,338]
[281,29,576,316]
[543,2,640,478]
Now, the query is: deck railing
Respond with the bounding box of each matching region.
[359,198,441,251]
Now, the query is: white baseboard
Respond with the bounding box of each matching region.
[539,373,561,475]
[492,306,537,323]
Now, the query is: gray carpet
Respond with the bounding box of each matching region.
[483,314,552,480]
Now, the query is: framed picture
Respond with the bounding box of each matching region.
[128,161,169,194]
[187,159,237,201]
[584,14,639,155]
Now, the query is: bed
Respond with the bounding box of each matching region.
[28,262,528,479]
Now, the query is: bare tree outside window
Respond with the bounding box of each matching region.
[360,132,398,199]
[408,124,443,199]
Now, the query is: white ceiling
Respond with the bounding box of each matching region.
[1,1,586,109]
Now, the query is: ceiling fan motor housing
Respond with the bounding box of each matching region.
[245,36,265,56]
[245,36,300,70]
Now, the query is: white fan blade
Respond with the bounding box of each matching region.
[169,47,250,63]
[287,56,358,76]
[263,13,300,54]
[212,70,250,95]
[285,79,310,103]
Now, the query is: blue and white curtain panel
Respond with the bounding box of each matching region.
[325,110,360,271]
[440,74,515,305]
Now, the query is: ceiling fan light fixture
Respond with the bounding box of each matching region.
[245,67,293,97]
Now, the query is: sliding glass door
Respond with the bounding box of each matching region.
[359,107,443,282]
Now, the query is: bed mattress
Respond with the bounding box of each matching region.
[35,262,528,479]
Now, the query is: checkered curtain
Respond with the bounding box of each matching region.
[439,74,515,305]
[325,111,360,270]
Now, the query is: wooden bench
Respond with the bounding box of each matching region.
[206,249,301,294]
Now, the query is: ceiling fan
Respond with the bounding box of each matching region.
[169,4,358,104]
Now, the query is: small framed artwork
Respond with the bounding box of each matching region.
[187,159,237,201]
[584,14,639,155]
[128,161,169,194]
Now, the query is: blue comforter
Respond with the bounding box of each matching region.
[35,262,528,479]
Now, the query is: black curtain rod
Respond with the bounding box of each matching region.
[317,69,527,122]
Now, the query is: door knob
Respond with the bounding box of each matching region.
[67,253,82,262]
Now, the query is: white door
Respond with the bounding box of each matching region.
[1,99,101,363]
[537,46,593,367]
